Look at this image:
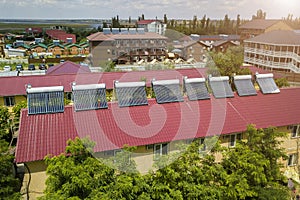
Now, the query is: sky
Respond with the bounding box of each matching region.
[0,0,299,20]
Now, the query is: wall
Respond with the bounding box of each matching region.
[20,125,300,199]
[266,21,293,33]
[0,95,26,107]
[21,161,47,199]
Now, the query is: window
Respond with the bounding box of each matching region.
[154,143,168,159]
[4,96,15,107]
[229,133,242,147]
[103,149,122,157]
[186,139,194,144]
[288,153,298,166]
[146,144,154,150]
[199,138,206,151]
[291,125,300,138]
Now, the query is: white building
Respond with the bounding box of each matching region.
[137,20,167,35]
[244,30,300,73]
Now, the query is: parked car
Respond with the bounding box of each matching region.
[47,63,54,68]
[16,64,24,71]
[28,64,36,70]
[3,65,11,71]
[39,64,46,70]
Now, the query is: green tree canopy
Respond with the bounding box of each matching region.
[41,125,291,199]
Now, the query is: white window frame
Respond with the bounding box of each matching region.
[154,143,168,160]
[288,153,298,166]
[291,125,300,138]
[4,96,15,107]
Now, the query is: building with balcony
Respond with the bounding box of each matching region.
[13,73,300,199]
[87,28,168,67]
[239,19,293,41]
[244,30,300,73]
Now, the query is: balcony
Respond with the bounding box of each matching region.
[244,47,300,62]
[244,56,300,73]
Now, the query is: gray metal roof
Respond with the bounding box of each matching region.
[244,30,300,45]
[239,19,281,30]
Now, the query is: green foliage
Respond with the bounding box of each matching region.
[103,60,116,72]
[209,46,246,77]
[275,77,290,88]
[42,137,115,199]
[0,137,21,199]
[12,101,27,131]
[41,126,290,199]
[0,106,11,142]
[64,98,71,105]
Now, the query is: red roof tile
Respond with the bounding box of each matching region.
[15,87,300,163]
[87,32,167,41]
[137,20,157,25]
[46,61,91,75]
[0,68,206,96]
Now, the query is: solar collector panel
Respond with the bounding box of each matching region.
[256,73,280,94]
[114,81,148,107]
[183,77,210,100]
[72,84,108,111]
[233,75,257,96]
[27,86,64,114]
[208,76,234,98]
[152,79,184,104]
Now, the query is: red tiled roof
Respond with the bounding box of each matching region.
[46,61,91,75]
[0,68,206,96]
[137,20,157,25]
[87,32,167,41]
[15,87,300,163]
[46,29,76,43]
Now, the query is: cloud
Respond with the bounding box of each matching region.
[0,0,297,19]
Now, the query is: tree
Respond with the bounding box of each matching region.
[252,9,266,20]
[103,60,116,72]
[41,137,115,199]
[221,125,289,199]
[41,126,291,199]
[208,46,247,77]
[163,14,168,24]
[0,106,11,142]
[275,77,290,88]
[12,101,27,131]
[0,106,21,199]
[0,140,21,200]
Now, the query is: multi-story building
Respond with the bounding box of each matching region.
[239,19,293,41]
[87,28,168,67]
[172,40,208,62]
[13,73,300,199]
[244,30,300,73]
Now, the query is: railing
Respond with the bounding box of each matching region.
[244,57,300,73]
[244,47,300,62]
